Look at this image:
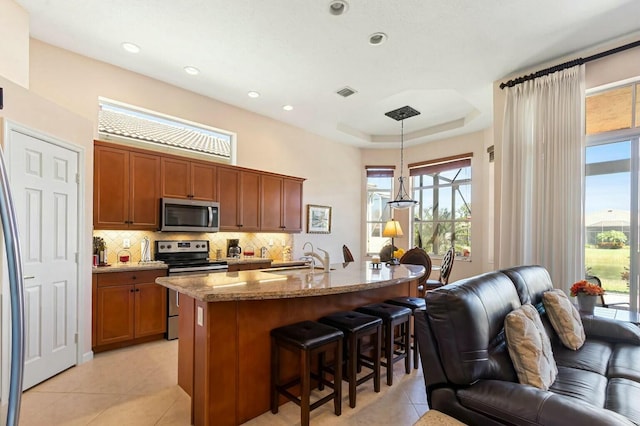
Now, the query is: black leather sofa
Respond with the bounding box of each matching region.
[415,265,640,425]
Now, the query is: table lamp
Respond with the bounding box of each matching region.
[382,219,403,265]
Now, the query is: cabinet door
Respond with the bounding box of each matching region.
[130,152,161,229]
[218,167,241,230]
[283,179,303,232]
[240,171,261,231]
[191,162,217,201]
[134,282,167,337]
[161,157,191,199]
[94,145,129,229]
[260,175,283,232]
[96,285,135,346]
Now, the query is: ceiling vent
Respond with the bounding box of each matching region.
[336,87,357,98]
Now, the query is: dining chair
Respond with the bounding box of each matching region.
[342,245,354,263]
[398,247,432,294]
[585,274,628,308]
[425,246,455,290]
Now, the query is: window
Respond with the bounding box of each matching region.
[410,155,472,258]
[584,80,640,311]
[365,166,394,255]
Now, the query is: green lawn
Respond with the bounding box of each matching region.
[585,247,629,293]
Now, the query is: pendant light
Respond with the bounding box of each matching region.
[385,106,420,209]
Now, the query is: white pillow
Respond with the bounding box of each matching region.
[543,289,585,350]
[504,304,558,390]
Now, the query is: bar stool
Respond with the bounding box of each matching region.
[385,296,426,369]
[355,303,412,385]
[318,311,382,408]
[270,320,343,426]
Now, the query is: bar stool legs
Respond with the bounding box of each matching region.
[270,320,343,426]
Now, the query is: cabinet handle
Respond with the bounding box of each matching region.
[135,288,140,292]
[130,289,135,293]
[24,276,35,280]
[132,275,137,280]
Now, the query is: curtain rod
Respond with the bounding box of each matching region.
[499,39,640,89]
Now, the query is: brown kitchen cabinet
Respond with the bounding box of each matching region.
[227,261,271,272]
[218,167,260,231]
[94,142,161,230]
[260,175,304,232]
[93,269,167,352]
[161,157,216,201]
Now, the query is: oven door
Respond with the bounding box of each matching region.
[165,265,228,340]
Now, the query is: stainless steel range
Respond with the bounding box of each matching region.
[155,239,228,339]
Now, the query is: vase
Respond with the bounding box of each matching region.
[576,293,597,315]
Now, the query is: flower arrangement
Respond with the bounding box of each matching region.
[570,280,604,297]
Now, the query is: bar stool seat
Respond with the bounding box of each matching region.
[385,297,426,369]
[271,320,343,426]
[355,303,412,385]
[319,311,382,408]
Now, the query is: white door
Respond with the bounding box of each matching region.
[8,129,79,390]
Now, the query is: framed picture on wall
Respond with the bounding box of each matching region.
[307,204,332,234]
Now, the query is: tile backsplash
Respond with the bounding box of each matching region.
[93,230,293,265]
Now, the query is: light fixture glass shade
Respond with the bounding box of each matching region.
[382,220,404,238]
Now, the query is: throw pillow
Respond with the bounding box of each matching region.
[504,304,558,390]
[542,289,586,350]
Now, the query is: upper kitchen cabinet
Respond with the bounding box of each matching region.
[161,157,216,201]
[218,167,260,232]
[260,175,304,233]
[94,142,160,230]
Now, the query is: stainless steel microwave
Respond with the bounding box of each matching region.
[160,198,220,232]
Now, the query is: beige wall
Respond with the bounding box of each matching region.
[361,128,494,283]
[492,34,640,265]
[0,75,94,370]
[0,1,29,88]
[28,39,364,263]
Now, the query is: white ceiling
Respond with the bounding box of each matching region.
[16,0,640,148]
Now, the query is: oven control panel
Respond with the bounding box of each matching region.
[155,240,209,254]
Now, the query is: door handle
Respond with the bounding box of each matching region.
[24,276,35,280]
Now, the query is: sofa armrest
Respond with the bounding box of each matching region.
[581,315,640,345]
[458,380,634,425]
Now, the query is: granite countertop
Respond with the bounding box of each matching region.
[92,262,168,274]
[155,261,424,302]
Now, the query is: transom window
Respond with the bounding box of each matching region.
[410,155,472,258]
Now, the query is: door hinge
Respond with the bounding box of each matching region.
[75,173,80,184]
[75,253,79,263]
[74,333,78,344]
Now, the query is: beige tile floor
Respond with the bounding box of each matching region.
[20,339,430,425]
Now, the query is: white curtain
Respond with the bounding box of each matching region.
[499,65,585,294]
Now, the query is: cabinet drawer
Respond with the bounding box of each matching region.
[97,269,166,287]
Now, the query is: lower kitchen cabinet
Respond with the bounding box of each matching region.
[227,261,271,272]
[93,269,167,352]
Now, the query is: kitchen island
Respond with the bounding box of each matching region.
[156,261,424,426]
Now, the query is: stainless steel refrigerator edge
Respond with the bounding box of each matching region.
[0,145,26,425]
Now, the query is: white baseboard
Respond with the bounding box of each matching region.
[81,350,94,364]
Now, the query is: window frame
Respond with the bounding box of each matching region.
[365,166,395,256]
[409,154,473,259]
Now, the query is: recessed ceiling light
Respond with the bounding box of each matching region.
[184,66,200,75]
[369,32,388,46]
[329,0,349,16]
[248,91,260,98]
[121,42,140,53]
[282,105,294,111]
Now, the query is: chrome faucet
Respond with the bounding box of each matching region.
[300,255,315,271]
[302,243,330,272]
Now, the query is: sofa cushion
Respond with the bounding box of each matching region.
[543,289,585,350]
[502,265,554,305]
[504,304,558,390]
[426,271,520,385]
[552,339,612,376]
[606,378,640,424]
[550,366,607,406]
[609,344,640,382]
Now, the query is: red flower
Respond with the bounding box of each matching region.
[570,280,604,297]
